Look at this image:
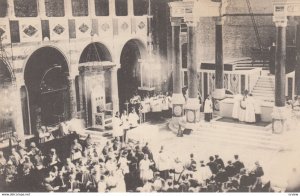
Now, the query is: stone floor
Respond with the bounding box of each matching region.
[127,117,300,190]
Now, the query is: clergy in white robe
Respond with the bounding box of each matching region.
[232,94,243,120]
[128,109,139,128]
[245,96,256,123]
[238,97,247,122]
[204,96,213,122]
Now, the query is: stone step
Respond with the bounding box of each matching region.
[253,86,275,92]
[254,85,274,89]
[251,92,274,97]
[191,132,284,151]
[194,124,284,151]
[168,121,285,151]
[252,88,274,93]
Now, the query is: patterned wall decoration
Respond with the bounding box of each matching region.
[135,16,147,35]
[99,18,113,37]
[118,17,131,35]
[75,18,92,39]
[19,19,42,42]
[49,19,69,41]
[0,19,10,44]
[229,74,239,94]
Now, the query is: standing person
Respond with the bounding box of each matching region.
[70,139,82,161]
[232,93,243,120]
[113,112,123,143]
[139,154,154,184]
[162,94,169,118]
[249,94,262,123]
[204,95,213,122]
[128,108,139,128]
[121,110,130,143]
[245,92,256,123]
[156,146,170,180]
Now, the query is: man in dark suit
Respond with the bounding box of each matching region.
[233,155,244,175]
[206,156,218,175]
[214,155,225,169]
[225,160,235,178]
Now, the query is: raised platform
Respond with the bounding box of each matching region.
[168,116,286,151]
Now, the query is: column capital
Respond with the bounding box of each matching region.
[170,17,182,26]
[214,16,225,25]
[273,16,288,27]
[185,20,197,27]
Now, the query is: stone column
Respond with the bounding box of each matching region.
[67,77,77,119]
[110,67,119,115]
[64,0,73,17]
[7,0,15,18]
[295,19,300,96]
[38,0,46,18]
[185,21,200,123]
[12,85,25,145]
[171,17,185,118]
[89,0,96,17]
[213,16,225,99]
[272,18,287,134]
[128,0,134,16]
[110,0,116,16]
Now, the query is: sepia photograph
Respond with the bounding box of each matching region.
[0,0,300,194]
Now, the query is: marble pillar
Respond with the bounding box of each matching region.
[171,17,185,118]
[110,67,119,115]
[185,21,200,123]
[295,20,300,96]
[68,77,77,119]
[213,17,225,99]
[272,19,287,134]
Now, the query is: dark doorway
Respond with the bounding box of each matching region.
[24,47,69,135]
[118,39,146,112]
[0,60,14,136]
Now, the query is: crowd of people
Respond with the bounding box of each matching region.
[0,126,279,192]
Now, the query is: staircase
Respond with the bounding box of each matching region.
[234,58,269,71]
[251,76,275,102]
[168,120,286,151]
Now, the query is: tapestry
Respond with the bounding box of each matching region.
[75,18,92,39]
[50,19,69,40]
[19,19,42,43]
[135,16,147,35]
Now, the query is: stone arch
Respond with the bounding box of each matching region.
[23,46,70,134]
[118,38,147,112]
[79,42,113,63]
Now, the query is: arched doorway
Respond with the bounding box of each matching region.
[24,46,69,134]
[118,39,146,112]
[79,42,113,127]
[0,60,15,136]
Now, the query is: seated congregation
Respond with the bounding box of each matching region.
[0,128,278,192]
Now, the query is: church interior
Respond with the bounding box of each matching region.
[0,0,300,193]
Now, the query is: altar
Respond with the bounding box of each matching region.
[219,98,274,123]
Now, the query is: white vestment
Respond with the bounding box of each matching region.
[232,94,243,119]
[245,97,256,123]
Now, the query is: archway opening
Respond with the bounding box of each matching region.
[0,60,14,136]
[79,42,112,63]
[24,46,69,134]
[79,42,113,127]
[118,39,146,112]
